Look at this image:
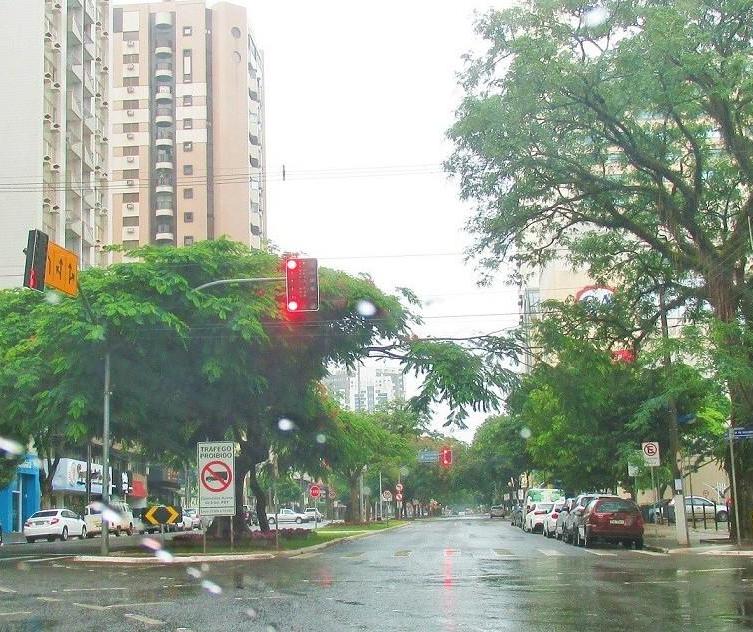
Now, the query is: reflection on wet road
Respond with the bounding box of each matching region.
[1,516,753,630]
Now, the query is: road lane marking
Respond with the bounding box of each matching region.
[342,552,365,558]
[583,549,616,556]
[62,587,127,592]
[124,613,166,626]
[393,549,412,557]
[492,549,514,556]
[0,612,32,617]
[36,597,63,602]
[537,549,565,557]
[0,555,40,563]
[0,586,17,593]
[24,557,75,564]
[632,550,667,557]
[73,603,109,611]
[105,602,171,609]
[699,550,753,556]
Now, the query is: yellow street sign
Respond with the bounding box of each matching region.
[143,505,182,525]
[45,242,79,297]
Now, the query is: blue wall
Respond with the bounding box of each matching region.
[0,457,41,533]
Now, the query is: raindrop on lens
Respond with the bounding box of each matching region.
[201,579,222,595]
[141,537,162,551]
[246,608,258,620]
[584,6,609,27]
[44,291,61,304]
[200,563,210,573]
[355,299,377,318]
[400,466,410,477]
[186,566,202,579]
[315,433,327,444]
[155,549,174,563]
[363,486,371,496]
[265,626,279,632]
[520,427,532,440]
[278,418,296,432]
[0,436,24,457]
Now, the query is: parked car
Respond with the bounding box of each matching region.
[510,505,524,528]
[554,498,576,540]
[562,494,613,543]
[577,497,644,548]
[304,507,324,522]
[670,496,727,522]
[84,501,136,537]
[24,509,87,543]
[490,505,506,519]
[180,508,202,530]
[523,502,553,533]
[542,501,566,538]
[267,508,310,524]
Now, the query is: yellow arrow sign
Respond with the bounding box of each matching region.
[144,506,159,525]
[166,505,179,524]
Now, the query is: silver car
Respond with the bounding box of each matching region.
[267,508,310,524]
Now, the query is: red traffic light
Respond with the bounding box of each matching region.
[439,447,453,468]
[284,257,319,312]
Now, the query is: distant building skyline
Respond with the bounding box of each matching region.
[324,364,405,413]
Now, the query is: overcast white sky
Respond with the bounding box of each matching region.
[220,0,518,440]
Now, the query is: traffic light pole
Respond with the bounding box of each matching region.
[193,277,283,292]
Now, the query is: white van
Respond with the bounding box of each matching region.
[84,501,136,537]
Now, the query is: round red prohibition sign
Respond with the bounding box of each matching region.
[643,443,658,457]
[201,460,233,492]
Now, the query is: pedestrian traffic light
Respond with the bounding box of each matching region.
[440,447,453,468]
[23,229,49,293]
[284,257,319,312]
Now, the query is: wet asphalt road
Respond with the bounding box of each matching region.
[1,516,753,631]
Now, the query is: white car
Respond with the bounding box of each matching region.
[523,502,554,533]
[542,501,566,537]
[180,508,202,530]
[24,509,87,543]
[304,507,323,522]
[84,501,137,537]
[267,508,310,524]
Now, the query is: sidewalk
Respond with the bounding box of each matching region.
[2,531,27,545]
[643,522,737,553]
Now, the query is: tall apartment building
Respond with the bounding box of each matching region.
[110,0,266,253]
[324,364,406,413]
[0,0,111,289]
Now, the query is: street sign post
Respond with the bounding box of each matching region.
[395,492,403,502]
[328,488,336,500]
[395,482,404,492]
[642,442,661,467]
[45,241,79,296]
[732,427,753,440]
[309,484,321,499]
[418,450,439,463]
[382,490,392,502]
[627,463,639,477]
[197,442,236,517]
[143,505,182,527]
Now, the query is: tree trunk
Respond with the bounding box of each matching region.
[249,467,270,532]
[347,475,361,523]
[232,455,251,537]
[39,454,59,509]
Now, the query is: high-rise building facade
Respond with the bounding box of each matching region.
[324,365,406,413]
[110,0,266,253]
[0,0,111,289]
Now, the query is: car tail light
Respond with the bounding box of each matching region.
[534,510,547,515]
[635,513,644,527]
[24,520,31,528]
[551,512,559,520]
[50,518,60,525]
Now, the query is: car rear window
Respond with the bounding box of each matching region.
[537,503,553,511]
[31,510,58,518]
[595,500,636,513]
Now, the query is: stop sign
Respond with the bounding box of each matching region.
[309,484,321,499]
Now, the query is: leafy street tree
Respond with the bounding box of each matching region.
[448,0,753,537]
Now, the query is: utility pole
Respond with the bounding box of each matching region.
[101,351,111,556]
[659,287,690,546]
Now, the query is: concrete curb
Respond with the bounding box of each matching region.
[71,522,411,565]
[643,543,670,554]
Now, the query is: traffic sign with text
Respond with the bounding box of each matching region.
[732,427,753,440]
[382,490,393,501]
[46,241,79,296]
[197,442,236,517]
[309,484,321,499]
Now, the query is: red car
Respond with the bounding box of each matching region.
[578,497,644,549]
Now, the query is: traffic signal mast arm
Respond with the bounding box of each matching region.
[193,276,284,292]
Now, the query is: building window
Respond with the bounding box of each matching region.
[183,141,193,152]
[123,122,139,132]
[183,188,194,199]
[122,240,139,249]
[183,26,192,36]
[231,26,242,39]
[123,216,139,227]
[123,99,139,109]
[122,31,140,41]
[184,212,194,223]
[183,119,193,129]
[183,164,193,175]
[123,193,139,203]
[123,77,139,87]
[122,169,139,179]
[122,146,139,156]
[183,50,192,78]
[184,236,194,246]
[123,54,139,64]
[183,95,192,106]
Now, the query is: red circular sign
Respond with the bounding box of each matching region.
[201,460,233,492]
[309,484,321,499]
[643,443,658,457]
[395,483,404,492]
[328,489,336,499]
[395,492,403,502]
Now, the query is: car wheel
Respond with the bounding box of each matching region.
[296,517,303,524]
[26,537,35,544]
[60,526,68,542]
[126,524,134,536]
[114,526,122,537]
[716,510,728,522]
[80,526,87,540]
[634,538,644,550]
[86,531,95,539]
[573,529,580,546]
[583,528,592,548]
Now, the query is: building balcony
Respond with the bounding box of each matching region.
[155,205,174,217]
[155,87,173,103]
[83,71,95,96]
[68,96,83,120]
[155,231,174,243]
[155,181,173,194]
[154,12,173,29]
[155,132,173,148]
[68,63,83,83]
[84,0,96,21]
[155,108,173,126]
[155,159,173,171]
[83,33,96,60]
[155,45,173,59]
[155,63,173,80]
[68,15,83,44]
